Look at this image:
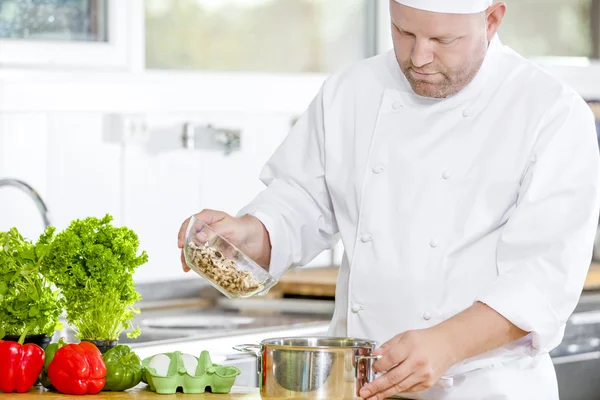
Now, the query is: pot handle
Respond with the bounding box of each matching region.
[233,344,262,375]
[354,354,381,384]
[232,344,261,357]
[355,355,382,363]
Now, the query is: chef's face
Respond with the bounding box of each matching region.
[390,2,506,98]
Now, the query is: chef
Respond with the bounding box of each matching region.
[178,0,600,398]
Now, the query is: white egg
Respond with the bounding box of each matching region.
[149,354,172,377]
[182,353,199,375]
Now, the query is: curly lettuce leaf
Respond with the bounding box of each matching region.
[0,227,63,338]
[41,214,148,340]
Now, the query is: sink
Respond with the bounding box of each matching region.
[49,297,333,358]
[51,307,330,348]
[53,326,194,346]
[117,330,194,345]
[142,315,255,330]
[552,350,600,400]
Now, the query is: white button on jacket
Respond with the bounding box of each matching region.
[360,234,372,243]
[372,165,385,174]
[351,304,363,313]
[238,36,600,399]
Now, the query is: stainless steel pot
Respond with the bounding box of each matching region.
[234,336,380,399]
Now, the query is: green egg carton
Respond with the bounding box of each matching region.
[141,350,241,395]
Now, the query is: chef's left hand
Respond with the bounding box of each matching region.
[358,328,457,400]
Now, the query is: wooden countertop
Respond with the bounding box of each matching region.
[0,385,261,399]
[0,385,394,399]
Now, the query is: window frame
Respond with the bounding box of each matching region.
[0,0,141,71]
[0,0,595,71]
[593,0,600,59]
[0,0,598,115]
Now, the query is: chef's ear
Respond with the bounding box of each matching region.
[485,2,507,41]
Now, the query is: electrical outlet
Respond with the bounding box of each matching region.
[103,114,148,145]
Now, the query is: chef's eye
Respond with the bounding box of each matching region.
[436,38,458,45]
[396,27,415,37]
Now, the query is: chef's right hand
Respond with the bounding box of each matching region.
[177,209,272,271]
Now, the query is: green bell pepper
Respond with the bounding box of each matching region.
[102,345,142,391]
[39,337,67,389]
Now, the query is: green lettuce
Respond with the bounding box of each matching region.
[41,214,148,341]
[0,227,63,338]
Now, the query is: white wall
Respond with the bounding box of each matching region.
[0,72,342,283]
[0,113,49,241]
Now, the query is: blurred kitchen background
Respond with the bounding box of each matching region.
[0,0,599,282]
[0,1,600,398]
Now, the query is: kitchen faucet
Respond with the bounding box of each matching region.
[0,178,51,228]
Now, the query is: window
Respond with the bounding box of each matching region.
[1,0,597,72]
[0,0,107,42]
[499,0,600,59]
[0,0,131,69]
[145,0,378,73]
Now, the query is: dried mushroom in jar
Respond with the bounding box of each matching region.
[187,241,263,296]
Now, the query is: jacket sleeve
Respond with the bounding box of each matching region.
[476,95,600,354]
[237,83,339,279]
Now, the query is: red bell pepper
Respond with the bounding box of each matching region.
[0,330,45,393]
[47,341,107,395]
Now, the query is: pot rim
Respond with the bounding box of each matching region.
[258,336,378,350]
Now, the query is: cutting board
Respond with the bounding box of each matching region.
[272,262,600,298]
[268,266,339,298]
[585,262,600,290]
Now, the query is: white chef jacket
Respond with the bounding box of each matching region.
[238,35,600,399]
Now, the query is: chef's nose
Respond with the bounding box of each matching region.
[411,39,434,68]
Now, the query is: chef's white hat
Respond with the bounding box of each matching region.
[392,0,492,14]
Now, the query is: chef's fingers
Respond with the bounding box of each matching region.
[368,374,421,400]
[359,363,415,400]
[195,209,230,225]
[181,249,190,272]
[403,381,430,393]
[372,333,404,356]
[372,341,409,373]
[178,209,229,247]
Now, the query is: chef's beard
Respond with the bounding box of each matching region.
[398,46,487,99]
